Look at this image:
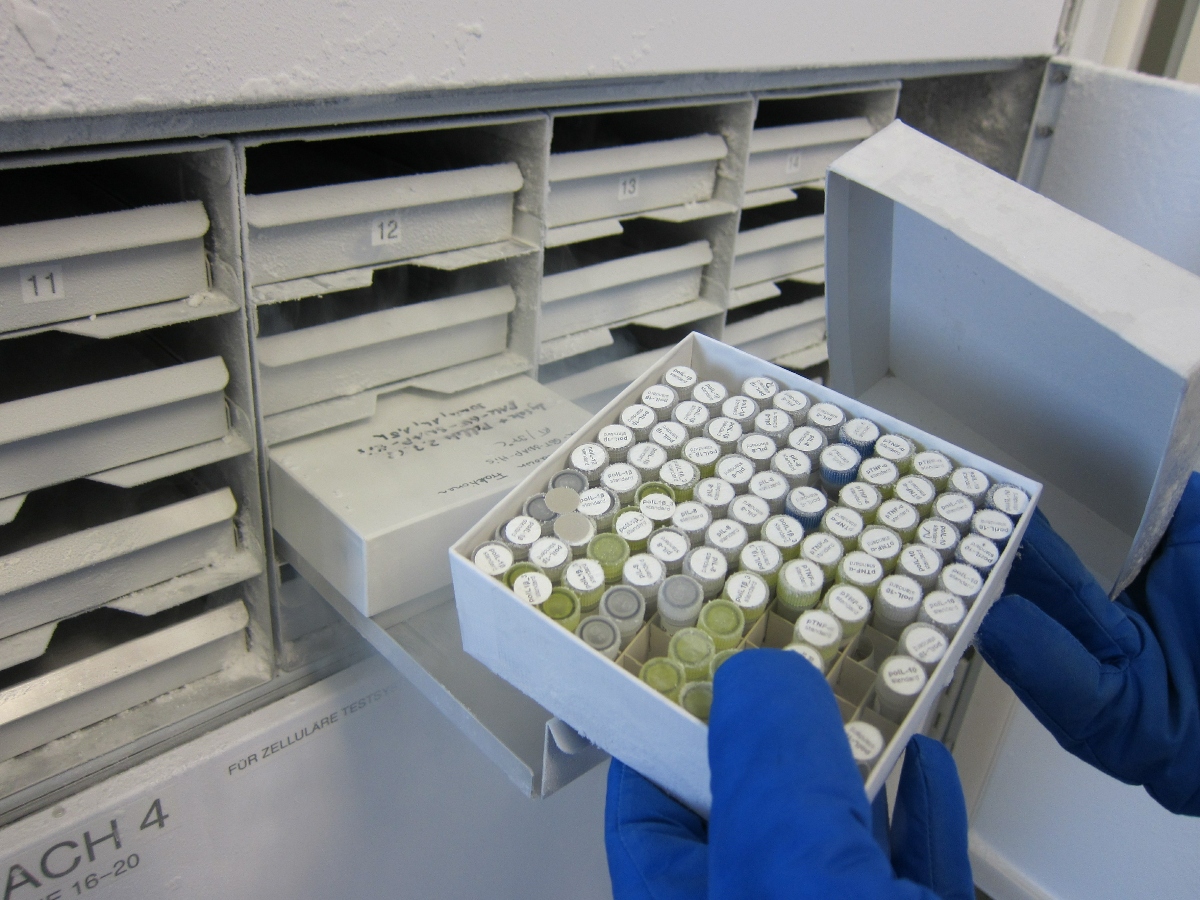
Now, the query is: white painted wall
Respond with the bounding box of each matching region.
[0,0,1064,121]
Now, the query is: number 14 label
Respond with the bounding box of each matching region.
[371,215,402,246]
[20,263,66,303]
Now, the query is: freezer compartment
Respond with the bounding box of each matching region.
[0,600,250,762]
[724,292,827,366]
[241,118,545,285]
[732,190,827,289]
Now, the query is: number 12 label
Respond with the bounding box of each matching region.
[21,263,66,303]
[371,215,402,246]
[617,175,639,201]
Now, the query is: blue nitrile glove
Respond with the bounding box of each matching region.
[977,471,1200,816]
[605,650,973,899]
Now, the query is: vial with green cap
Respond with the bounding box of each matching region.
[648,527,691,575]
[683,546,728,600]
[742,376,780,403]
[706,518,749,565]
[771,447,812,488]
[971,508,1014,546]
[715,453,755,493]
[693,380,729,415]
[641,384,679,421]
[986,484,1030,517]
[473,541,514,579]
[916,517,960,563]
[658,574,706,634]
[682,436,722,477]
[577,615,622,660]
[564,558,606,613]
[874,434,916,473]
[510,570,554,607]
[629,442,669,481]
[570,442,609,486]
[949,466,990,506]
[695,476,736,518]
[706,416,744,453]
[738,433,777,472]
[839,418,881,455]
[660,458,700,501]
[877,498,920,542]
[762,514,804,560]
[894,474,937,516]
[620,404,657,442]
[529,535,571,582]
[622,553,666,608]
[638,488,677,525]
[754,408,794,445]
[749,470,790,515]
[788,425,827,462]
[874,574,923,638]
[498,515,541,560]
[650,420,689,458]
[669,627,717,681]
[859,457,900,498]
[554,510,596,558]
[874,655,928,722]
[588,532,630,583]
[801,531,844,580]
[600,462,641,506]
[956,533,999,574]
[577,486,619,532]
[786,485,828,531]
[739,540,783,593]
[698,599,745,651]
[680,681,714,722]
[821,506,865,550]
[663,365,698,400]
[730,494,771,541]
[845,721,885,777]
[672,399,710,438]
[523,493,559,533]
[836,550,884,599]
[710,648,739,678]
[897,544,942,591]
[597,423,635,463]
[857,525,902,573]
[776,558,825,620]
[773,389,812,424]
[640,656,686,702]
[785,642,826,674]
[542,588,582,632]
[722,395,760,428]
[839,481,882,522]
[599,585,646,646]
[933,491,976,534]
[822,583,872,644]
[547,469,589,494]
[919,591,967,637]
[794,609,843,662]
[722,570,770,629]
[938,562,984,607]
[807,402,846,441]
[504,561,544,589]
[912,450,954,491]
[615,509,654,554]
[672,500,713,546]
[898,622,949,674]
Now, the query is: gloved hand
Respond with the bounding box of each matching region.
[605,650,973,899]
[977,471,1200,816]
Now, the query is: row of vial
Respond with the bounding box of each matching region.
[471,366,1029,747]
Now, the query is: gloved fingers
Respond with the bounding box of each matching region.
[1007,510,1140,660]
[605,758,708,900]
[890,735,974,900]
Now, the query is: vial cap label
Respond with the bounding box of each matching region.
[571,443,608,473]
[923,592,966,625]
[935,492,975,524]
[875,434,914,461]
[789,426,825,454]
[958,534,999,568]
[900,545,941,576]
[972,509,1014,541]
[683,437,722,466]
[772,448,811,478]
[730,495,770,526]
[740,434,776,460]
[840,482,881,511]
[673,501,712,531]
[708,417,743,444]
[774,390,810,414]
[716,455,754,484]
[896,476,936,506]
[950,467,989,496]
[797,611,840,647]
[879,575,922,609]
[649,529,690,563]
[674,401,709,428]
[781,559,822,593]
[750,471,789,501]
[687,547,729,581]
[755,409,791,434]
[913,451,953,480]
[642,385,677,411]
[697,478,736,507]
[860,457,899,486]
[693,381,728,405]
[640,493,676,522]
[918,519,958,550]
[617,511,654,542]
[860,527,901,557]
[624,554,665,587]
[530,537,569,569]
[826,584,870,621]
[629,443,668,470]
[821,444,861,473]
[880,657,926,696]
[741,541,782,574]
[598,424,635,450]
[845,722,884,762]
[879,499,919,531]
[504,516,541,546]
[474,543,514,576]
[661,459,699,488]
[577,487,615,518]
[824,508,864,539]
[941,563,983,597]
[803,533,843,565]
[602,464,640,493]
[565,559,605,592]
[842,418,881,444]
[990,485,1030,516]
[841,552,883,583]
[621,404,656,431]
[512,572,553,606]
[742,376,779,401]
[788,486,828,515]
[808,403,845,428]
[764,515,803,548]
[708,519,748,550]
[723,396,759,421]
[651,421,688,448]
[664,366,698,391]
[903,625,948,664]
[726,573,769,610]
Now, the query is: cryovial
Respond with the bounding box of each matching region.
[658,575,706,634]
[706,416,743,453]
[577,486,619,532]
[729,494,771,541]
[553,510,596,558]
[787,424,827,462]
[672,399,710,438]
[898,623,949,674]
[511,570,554,607]
[662,365,698,400]
[738,432,777,472]
[473,541,514,579]
[638,486,677,524]
[742,375,780,403]
[761,514,804,560]
[715,453,755,493]
[896,544,942,591]
[695,476,737,519]
[529,536,572,582]
[671,500,713,547]
[873,656,927,721]
[622,553,667,607]
[821,506,865,550]
[786,485,829,530]
[498,515,542,560]
[600,462,641,505]
[919,591,967,637]
[588,533,631,583]
[640,657,686,702]
[839,481,882,522]
[749,470,790,514]
[570,442,609,486]
[801,532,844,581]
[706,518,749,565]
[770,447,813,488]
[819,444,862,492]
[949,466,990,506]
[912,450,953,491]
[641,384,679,421]
[839,417,881,456]
[877,498,920,542]
[680,681,714,722]
[821,583,872,643]
[858,456,900,498]
[785,642,826,674]
[722,570,770,629]
[660,458,701,501]
[722,395,760,428]
[669,627,717,681]
[563,558,606,612]
[650,420,689,459]
[894,474,937,517]
[698,599,745,651]
[754,408,794,444]
[548,469,589,494]
[933,491,976,534]
[806,402,846,442]
[599,585,646,646]
[776,558,825,621]
[955,533,999,573]
[856,526,902,574]
[916,517,960,563]
[971,508,1014,546]
[845,721,884,777]
[620,403,657,442]
[541,588,581,632]
[577,615,622,660]
[648,527,691,575]
[794,609,843,662]
[772,389,811,424]
[597,423,636,463]
[873,434,915,472]
[692,380,729,414]
[523,493,560,533]
[682,436,722,477]
[938,563,984,607]
[986,484,1030,517]
[683,546,729,600]
[836,551,884,599]
[739,540,783,593]
[874,575,924,639]
[628,442,669,481]
[615,509,654,554]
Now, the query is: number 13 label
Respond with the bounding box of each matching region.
[21,264,66,303]
[617,175,639,201]
[371,215,402,246]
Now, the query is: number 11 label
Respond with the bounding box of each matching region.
[21,263,66,303]
[371,215,402,247]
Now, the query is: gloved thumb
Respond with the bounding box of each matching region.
[890,734,973,900]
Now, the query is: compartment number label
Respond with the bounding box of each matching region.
[20,264,66,303]
[785,150,804,176]
[617,174,640,201]
[371,214,402,246]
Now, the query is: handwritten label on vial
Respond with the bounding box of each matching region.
[21,264,66,303]
[370,214,402,246]
[725,571,769,609]
[918,519,958,551]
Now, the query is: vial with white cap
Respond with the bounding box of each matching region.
[821,583,872,644]
[680,681,714,722]
[794,609,843,663]
[473,541,514,579]
[730,494,771,541]
[762,514,804,560]
[692,380,729,414]
[874,434,916,472]
[912,450,953,491]
[722,570,770,629]
[672,400,710,437]
[600,462,641,505]
[971,508,1014,546]
[722,395,760,428]
[510,570,554,607]
[877,498,920,542]
[786,486,828,530]
[715,453,755,493]
[821,506,865,550]
[807,402,846,441]
[529,535,572,582]
[683,546,729,599]
[504,561,544,590]
[622,553,666,608]
[819,443,862,492]
[564,558,606,612]
[620,404,658,442]
[933,492,976,534]
[682,436,722,477]
[637,486,677,525]
[599,585,647,647]
[542,588,581,633]
[570,442,609,486]
[836,551,884,599]
[801,531,844,580]
[894,475,937,517]
[919,590,967,637]
[738,433,777,472]
[695,477,736,518]
[949,466,990,506]
[658,575,706,634]
[874,574,924,639]
[577,486,619,532]
[938,562,984,607]
[498,515,542,560]
[986,483,1030,517]
[662,365,698,400]
[742,375,780,403]
[615,509,654,554]
[857,526,902,573]
[771,447,813,488]
[785,642,826,674]
[577,615,622,660]
[754,408,794,445]
[898,623,949,674]
[597,423,635,463]
[706,518,749,565]
[859,457,900,498]
[788,425,827,462]
[839,481,882,523]
[897,543,942,591]
[706,417,743,453]
[641,384,679,421]
[916,517,960,563]
[554,511,596,558]
[672,500,713,546]
[628,442,669,481]
[640,656,686,702]
[773,389,812,424]
[648,527,691,575]
[845,721,885,777]
[739,540,783,593]
[698,599,745,651]
[776,558,825,620]
[659,459,700,501]
[588,532,631,583]
[956,533,999,574]
[749,470,790,514]
[670,628,716,681]
[874,655,927,722]
[547,469,589,494]
[839,418,881,456]
[650,421,689,459]
[523,493,560,534]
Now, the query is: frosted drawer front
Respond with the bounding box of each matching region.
[244,163,523,285]
[0,202,210,332]
[256,286,516,416]
[725,296,827,361]
[0,357,230,499]
[732,216,825,288]
[745,118,873,192]
[546,134,727,228]
[541,241,712,341]
[0,488,239,640]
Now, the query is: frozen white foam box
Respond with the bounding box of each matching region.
[269,376,590,617]
[826,121,1200,593]
[451,332,1041,815]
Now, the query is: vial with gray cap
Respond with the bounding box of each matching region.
[554,511,596,558]
[916,517,960,563]
[648,527,691,575]
[547,469,589,494]
[873,655,927,722]
[859,457,900,498]
[987,484,1030,517]
[739,540,783,593]
[857,525,902,573]
[836,551,884,599]
[672,400,710,438]
[692,380,729,414]
[577,486,618,532]
[576,615,622,660]
[801,531,844,580]
[938,562,984,607]
[730,494,771,541]
[898,622,949,674]
[971,508,1014,546]
[658,574,706,634]
[771,447,812,488]
[620,404,658,442]
[896,543,942,591]
[523,493,559,533]
[839,418,881,456]
[682,436,722,477]
[473,541,514,579]
[498,515,542,560]
[877,498,920,542]
[738,433,777,472]
[570,442,609,485]
[873,434,915,472]
[662,365,698,400]
[786,486,828,530]
[660,458,700,501]
[762,514,804,560]
[650,420,689,459]
[912,450,953,491]
[695,477,736,518]
[683,545,729,599]
[599,585,646,647]
[641,384,679,421]
[529,536,571,582]
[564,558,606,612]
[821,506,865,551]
[839,481,882,522]
[894,474,937,517]
[723,570,770,629]
[949,466,990,506]
[794,609,843,663]
[671,500,713,546]
[776,558,825,620]
[773,389,811,424]
[597,423,635,463]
